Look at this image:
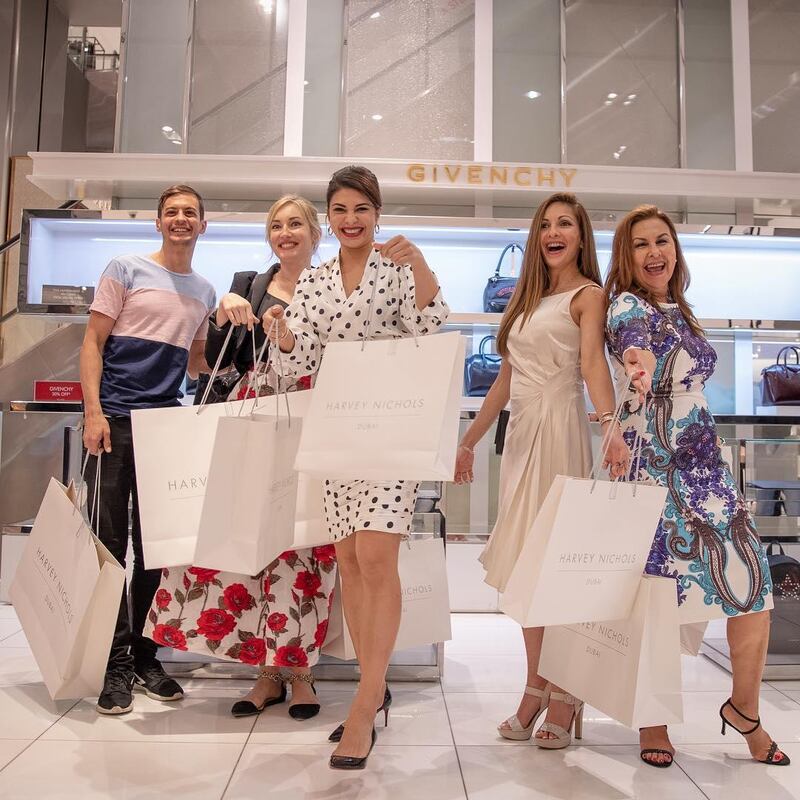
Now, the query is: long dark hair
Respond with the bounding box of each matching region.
[497,192,601,357]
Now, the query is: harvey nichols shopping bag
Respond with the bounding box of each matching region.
[193,414,304,575]
[499,473,667,627]
[323,537,452,660]
[10,478,125,700]
[295,331,465,481]
[538,576,683,729]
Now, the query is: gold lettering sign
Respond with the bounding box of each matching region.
[405,162,579,188]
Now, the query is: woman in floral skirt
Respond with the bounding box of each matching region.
[144,195,337,720]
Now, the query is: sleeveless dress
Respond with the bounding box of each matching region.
[606,292,772,622]
[480,285,595,591]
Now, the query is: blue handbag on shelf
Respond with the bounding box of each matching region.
[464,335,502,397]
[483,243,523,313]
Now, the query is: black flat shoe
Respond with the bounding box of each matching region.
[329,727,376,770]
[720,698,791,766]
[328,686,392,742]
[230,675,287,718]
[288,679,320,720]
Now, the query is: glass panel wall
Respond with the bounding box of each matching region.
[118,0,192,152]
[564,0,680,167]
[302,0,345,157]
[750,0,800,173]
[188,0,288,155]
[342,0,475,159]
[492,0,561,163]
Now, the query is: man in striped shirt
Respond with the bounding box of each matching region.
[80,185,216,715]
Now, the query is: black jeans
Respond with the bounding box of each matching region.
[85,417,160,674]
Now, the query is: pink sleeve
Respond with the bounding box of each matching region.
[89,260,128,320]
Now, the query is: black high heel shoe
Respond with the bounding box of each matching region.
[329,726,377,770]
[328,686,392,742]
[287,673,320,720]
[719,698,791,766]
[230,671,286,717]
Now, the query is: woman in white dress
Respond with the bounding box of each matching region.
[455,192,630,749]
[266,165,449,769]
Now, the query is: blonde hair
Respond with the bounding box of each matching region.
[605,204,703,337]
[266,194,322,252]
[497,192,601,357]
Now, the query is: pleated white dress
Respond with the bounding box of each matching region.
[480,285,596,591]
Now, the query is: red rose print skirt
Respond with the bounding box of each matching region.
[143,545,337,668]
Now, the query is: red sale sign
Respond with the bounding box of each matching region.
[33,381,83,402]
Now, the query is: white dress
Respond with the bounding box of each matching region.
[480,285,596,591]
[275,249,450,541]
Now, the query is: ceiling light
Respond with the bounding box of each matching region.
[370,11,381,18]
[161,125,173,132]
[604,100,613,106]
[627,93,637,100]
[607,92,618,100]
[613,152,620,159]
[303,80,309,85]
[371,114,383,121]
[525,90,541,100]
[618,145,627,152]
[623,100,632,106]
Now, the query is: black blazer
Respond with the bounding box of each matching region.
[205,265,289,376]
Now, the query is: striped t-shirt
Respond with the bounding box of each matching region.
[90,254,216,416]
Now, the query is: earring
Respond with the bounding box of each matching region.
[375,223,380,234]
[326,224,332,236]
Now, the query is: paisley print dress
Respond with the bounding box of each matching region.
[606,292,773,623]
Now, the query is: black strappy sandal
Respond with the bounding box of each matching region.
[639,726,674,768]
[719,698,791,766]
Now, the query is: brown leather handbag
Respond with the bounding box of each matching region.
[761,346,800,406]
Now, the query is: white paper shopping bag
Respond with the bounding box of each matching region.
[9,479,125,700]
[193,415,303,575]
[499,475,667,627]
[322,537,452,660]
[538,576,683,729]
[295,332,465,481]
[132,391,315,568]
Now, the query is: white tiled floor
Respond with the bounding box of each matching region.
[2,607,800,799]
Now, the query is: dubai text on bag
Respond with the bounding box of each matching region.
[9,478,125,700]
[483,243,523,313]
[295,332,465,481]
[761,346,800,406]
[464,335,501,397]
[539,576,683,729]
[499,473,667,627]
[323,538,451,659]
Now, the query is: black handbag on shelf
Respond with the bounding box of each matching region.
[761,346,800,406]
[483,243,523,313]
[464,335,502,397]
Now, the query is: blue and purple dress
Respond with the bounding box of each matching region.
[606,292,773,622]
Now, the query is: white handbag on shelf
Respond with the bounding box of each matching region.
[538,576,684,729]
[500,400,668,628]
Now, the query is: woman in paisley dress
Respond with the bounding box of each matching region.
[145,196,336,722]
[605,204,787,768]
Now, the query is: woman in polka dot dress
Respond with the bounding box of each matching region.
[266,165,449,769]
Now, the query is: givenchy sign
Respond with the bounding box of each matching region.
[406,163,578,188]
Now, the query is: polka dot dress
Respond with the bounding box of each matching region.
[274,249,450,541]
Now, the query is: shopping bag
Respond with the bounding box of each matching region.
[193,415,303,574]
[499,474,667,627]
[538,576,683,729]
[291,471,330,549]
[132,391,315,568]
[322,537,452,659]
[680,622,709,657]
[294,332,465,481]
[9,478,125,700]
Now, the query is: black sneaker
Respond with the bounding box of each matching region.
[97,670,134,715]
[133,659,184,702]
